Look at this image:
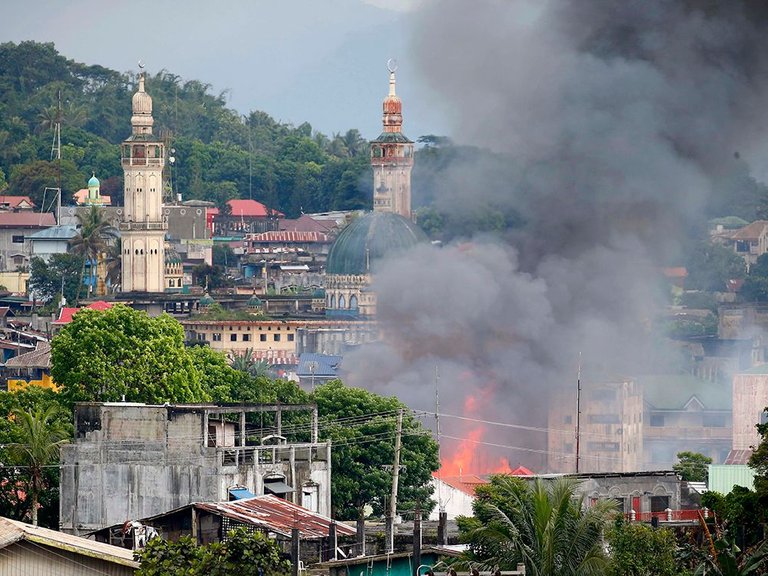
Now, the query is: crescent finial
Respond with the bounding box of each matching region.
[138,60,145,70]
[387,58,398,73]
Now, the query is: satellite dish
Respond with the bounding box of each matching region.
[387,58,398,73]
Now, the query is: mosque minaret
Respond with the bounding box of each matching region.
[370,61,414,219]
[120,68,166,292]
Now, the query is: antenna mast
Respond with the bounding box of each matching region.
[50,90,62,223]
[575,352,582,474]
[435,365,443,512]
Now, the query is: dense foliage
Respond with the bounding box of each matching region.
[136,528,290,576]
[51,304,208,405]
[673,451,713,482]
[0,41,371,217]
[606,519,677,576]
[457,475,616,575]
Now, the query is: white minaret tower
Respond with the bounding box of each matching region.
[120,66,166,292]
[370,60,414,219]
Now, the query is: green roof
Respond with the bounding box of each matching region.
[326,212,427,275]
[641,374,731,410]
[88,175,100,187]
[371,132,412,144]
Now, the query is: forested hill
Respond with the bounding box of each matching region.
[0,41,373,217]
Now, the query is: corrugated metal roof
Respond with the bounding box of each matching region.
[0,517,139,568]
[195,495,356,539]
[708,464,755,493]
[0,212,56,228]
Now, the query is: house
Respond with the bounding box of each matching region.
[296,353,342,388]
[428,474,488,521]
[53,300,115,327]
[213,199,282,237]
[91,495,356,563]
[28,224,78,262]
[0,516,138,574]
[0,195,35,211]
[60,402,332,535]
[725,220,768,268]
[4,341,57,392]
[0,211,56,272]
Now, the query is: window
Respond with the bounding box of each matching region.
[703,413,727,427]
[243,334,251,342]
[287,334,294,342]
[197,333,206,341]
[274,334,281,342]
[587,442,620,452]
[650,495,670,513]
[11,235,24,243]
[212,333,222,342]
[260,334,267,342]
[349,295,358,309]
[230,334,237,342]
[339,295,346,309]
[650,414,664,427]
[588,414,620,424]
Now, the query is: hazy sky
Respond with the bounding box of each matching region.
[1,0,449,140]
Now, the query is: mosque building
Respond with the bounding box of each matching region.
[325,64,427,318]
[119,70,167,292]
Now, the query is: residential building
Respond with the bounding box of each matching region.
[428,474,488,521]
[724,220,768,268]
[0,212,56,272]
[213,199,281,237]
[91,495,356,563]
[732,365,768,452]
[0,516,138,575]
[28,224,78,263]
[60,402,332,535]
[0,195,35,211]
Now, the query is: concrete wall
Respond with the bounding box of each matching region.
[60,403,332,535]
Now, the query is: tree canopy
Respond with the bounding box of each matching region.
[51,304,208,405]
[673,451,712,482]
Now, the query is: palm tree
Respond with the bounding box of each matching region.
[69,206,117,304]
[464,476,617,576]
[9,406,70,526]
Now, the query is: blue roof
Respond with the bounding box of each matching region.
[27,225,78,241]
[296,353,342,377]
[229,487,257,500]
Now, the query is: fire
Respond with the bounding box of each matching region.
[438,388,521,477]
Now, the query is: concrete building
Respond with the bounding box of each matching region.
[547,379,643,474]
[60,402,332,535]
[28,224,78,263]
[0,212,56,272]
[120,72,166,292]
[732,365,768,452]
[428,474,488,521]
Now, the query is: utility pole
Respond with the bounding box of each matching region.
[435,365,447,544]
[575,352,582,474]
[386,408,404,553]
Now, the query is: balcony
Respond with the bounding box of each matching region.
[121,157,164,167]
[118,221,167,231]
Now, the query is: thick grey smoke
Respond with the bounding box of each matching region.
[342,1,768,471]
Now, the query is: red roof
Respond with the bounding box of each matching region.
[54,301,114,325]
[730,220,768,241]
[226,199,282,218]
[0,212,56,228]
[434,474,489,496]
[280,215,333,233]
[0,195,35,210]
[661,267,688,279]
[510,465,534,476]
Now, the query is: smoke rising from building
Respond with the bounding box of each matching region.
[342,1,768,470]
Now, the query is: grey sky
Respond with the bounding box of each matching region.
[1,0,448,141]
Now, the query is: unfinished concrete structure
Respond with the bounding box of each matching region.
[60,403,331,535]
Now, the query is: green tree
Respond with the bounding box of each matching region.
[0,387,71,528]
[606,519,677,576]
[701,487,766,550]
[673,451,713,482]
[136,527,289,576]
[312,381,439,527]
[7,159,84,209]
[8,405,70,526]
[51,304,209,405]
[28,253,84,306]
[188,345,249,402]
[684,240,746,293]
[458,475,616,575]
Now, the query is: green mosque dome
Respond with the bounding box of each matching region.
[199,292,215,307]
[247,294,263,308]
[326,212,427,276]
[88,174,100,187]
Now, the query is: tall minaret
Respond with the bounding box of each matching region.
[120,68,166,292]
[370,61,414,219]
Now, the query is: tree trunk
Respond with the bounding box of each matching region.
[31,470,39,526]
[75,259,86,306]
